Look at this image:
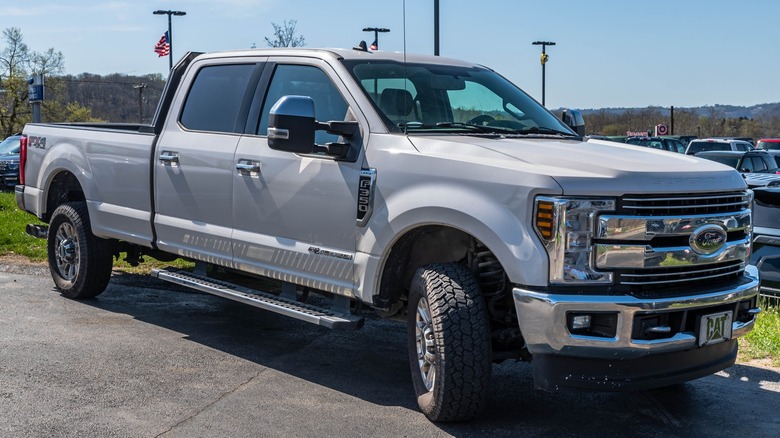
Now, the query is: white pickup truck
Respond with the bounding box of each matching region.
[16,48,761,422]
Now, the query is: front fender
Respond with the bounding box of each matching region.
[358,181,557,291]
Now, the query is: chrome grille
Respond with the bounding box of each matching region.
[604,191,750,294]
[0,161,8,172]
[618,260,745,287]
[618,191,750,216]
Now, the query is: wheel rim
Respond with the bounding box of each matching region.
[54,222,79,281]
[415,297,437,391]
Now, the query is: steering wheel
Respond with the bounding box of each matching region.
[467,115,495,126]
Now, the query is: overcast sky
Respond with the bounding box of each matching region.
[2,0,778,109]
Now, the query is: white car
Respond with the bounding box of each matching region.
[685,138,754,155]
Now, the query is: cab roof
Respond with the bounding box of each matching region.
[193,47,482,69]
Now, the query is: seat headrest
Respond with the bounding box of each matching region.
[379,88,414,117]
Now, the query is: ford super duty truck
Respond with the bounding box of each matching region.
[16,48,762,422]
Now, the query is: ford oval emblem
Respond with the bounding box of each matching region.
[689,224,727,255]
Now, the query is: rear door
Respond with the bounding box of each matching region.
[231,58,367,295]
[154,59,265,265]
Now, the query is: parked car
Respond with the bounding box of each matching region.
[0,134,21,189]
[755,138,780,162]
[662,135,698,145]
[751,186,780,297]
[625,136,686,153]
[685,138,754,155]
[694,150,780,187]
[756,138,780,151]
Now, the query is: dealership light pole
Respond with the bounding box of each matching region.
[363,27,390,50]
[153,9,186,71]
[433,0,440,55]
[532,41,555,107]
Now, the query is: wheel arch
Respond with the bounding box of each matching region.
[43,170,85,223]
[367,205,545,311]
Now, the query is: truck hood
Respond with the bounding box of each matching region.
[407,136,746,195]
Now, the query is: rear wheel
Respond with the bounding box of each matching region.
[47,202,113,299]
[406,263,492,422]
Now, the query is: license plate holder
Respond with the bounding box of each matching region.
[698,311,732,347]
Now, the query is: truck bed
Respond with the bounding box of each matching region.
[20,123,157,247]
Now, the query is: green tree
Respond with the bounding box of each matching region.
[264,20,305,48]
[0,27,97,137]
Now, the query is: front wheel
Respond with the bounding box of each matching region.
[47,202,113,299]
[406,263,492,422]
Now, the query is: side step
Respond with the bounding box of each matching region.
[151,268,364,330]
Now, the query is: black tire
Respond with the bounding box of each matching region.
[406,263,492,422]
[47,202,113,299]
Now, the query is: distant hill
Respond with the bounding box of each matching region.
[57,73,166,124]
[578,103,780,120]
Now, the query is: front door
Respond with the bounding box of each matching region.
[231,61,364,295]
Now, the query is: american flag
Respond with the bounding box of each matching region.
[369,39,378,51]
[154,32,170,57]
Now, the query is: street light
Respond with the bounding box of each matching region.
[433,0,440,56]
[532,41,556,107]
[153,10,186,71]
[362,27,390,50]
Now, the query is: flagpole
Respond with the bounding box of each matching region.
[154,10,187,71]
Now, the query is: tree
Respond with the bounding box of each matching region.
[264,20,305,48]
[0,27,76,137]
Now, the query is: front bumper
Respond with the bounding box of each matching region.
[513,267,760,390]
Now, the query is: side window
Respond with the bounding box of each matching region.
[258,64,348,144]
[754,156,769,172]
[735,143,748,151]
[741,157,755,172]
[180,64,256,133]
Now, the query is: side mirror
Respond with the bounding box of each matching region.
[561,109,585,136]
[268,95,316,153]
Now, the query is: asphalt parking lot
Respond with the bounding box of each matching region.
[1,263,779,437]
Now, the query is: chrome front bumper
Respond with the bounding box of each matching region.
[513,266,760,360]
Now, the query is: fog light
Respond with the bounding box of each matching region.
[571,314,592,330]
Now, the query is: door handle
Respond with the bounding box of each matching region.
[159,151,179,164]
[236,160,261,174]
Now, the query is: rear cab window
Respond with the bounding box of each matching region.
[180,64,258,133]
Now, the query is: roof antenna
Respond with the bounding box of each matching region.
[353,40,368,52]
[402,0,407,63]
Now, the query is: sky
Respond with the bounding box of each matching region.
[1,0,778,110]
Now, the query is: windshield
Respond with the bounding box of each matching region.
[341,60,575,136]
[699,155,740,169]
[687,141,729,154]
[0,136,20,155]
[757,140,780,151]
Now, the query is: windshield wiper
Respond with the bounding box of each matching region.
[433,122,517,134]
[398,121,506,135]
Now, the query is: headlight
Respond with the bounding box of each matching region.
[534,196,615,285]
[8,163,19,171]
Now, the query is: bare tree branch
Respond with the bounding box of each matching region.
[264,20,305,48]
